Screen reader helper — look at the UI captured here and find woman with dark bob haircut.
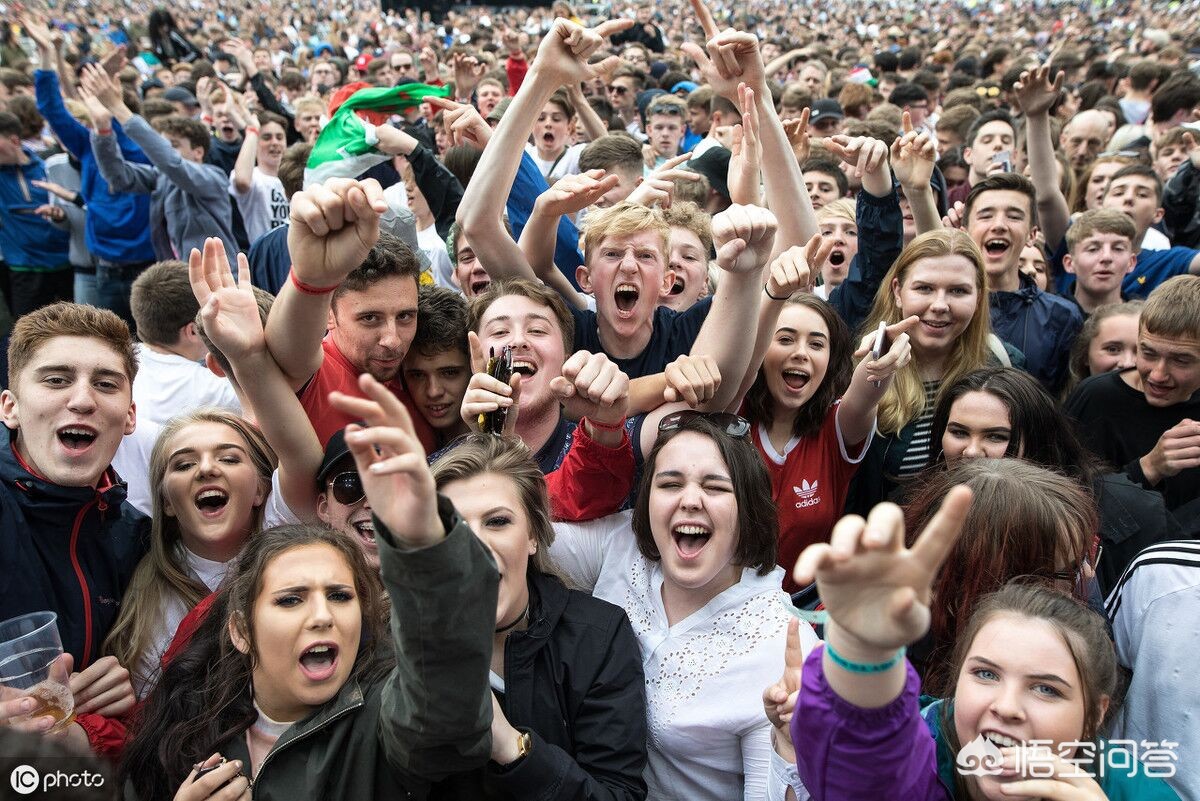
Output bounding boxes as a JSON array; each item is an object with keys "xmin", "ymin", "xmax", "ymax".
[
  {"xmin": 929, "ymin": 366, "xmax": 1180, "ymax": 594},
  {"xmin": 548, "ymin": 413, "xmax": 821, "ymax": 800}
]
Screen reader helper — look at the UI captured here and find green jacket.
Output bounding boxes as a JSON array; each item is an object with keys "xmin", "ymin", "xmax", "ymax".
[{"xmin": 128, "ymin": 496, "xmax": 499, "ymax": 800}]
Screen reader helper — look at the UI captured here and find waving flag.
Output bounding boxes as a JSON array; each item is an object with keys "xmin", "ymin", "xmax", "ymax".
[{"xmin": 304, "ymin": 82, "xmax": 451, "ymax": 187}]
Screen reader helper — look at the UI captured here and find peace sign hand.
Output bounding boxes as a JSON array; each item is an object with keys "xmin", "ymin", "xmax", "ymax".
[
  {"xmin": 679, "ymin": 0, "xmax": 765, "ymax": 100},
  {"xmin": 329, "ymin": 375, "xmax": 443, "ymax": 547},
  {"xmin": 793, "ymin": 487, "xmax": 973, "ymax": 651}
]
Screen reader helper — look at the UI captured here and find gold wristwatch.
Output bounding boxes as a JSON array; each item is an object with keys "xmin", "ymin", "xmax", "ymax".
[{"xmin": 514, "ymin": 730, "xmax": 532, "ymax": 761}]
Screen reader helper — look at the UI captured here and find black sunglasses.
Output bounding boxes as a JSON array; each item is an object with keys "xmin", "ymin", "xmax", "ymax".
[
  {"xmin": 327, "ymin": 471, "xmax": 365, "ymax": 506},
  {"xmin": 658, "ymin": 410, "xmax": 751, "ymax": 439}
]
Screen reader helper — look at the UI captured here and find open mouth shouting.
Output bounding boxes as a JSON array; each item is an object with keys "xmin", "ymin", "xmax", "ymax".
[
  {"xmin": 983, "ymin": 238, "xmax": 1011, "ymax": 260},
  {"xmin": 349, "ymin": 516, "xmax": 377, "ymax": 551},
  {"xmin": 468, "ymin": 269, "xmax": 491, "ymax": 296},
  {"xmin": 828, "ymin": 249, "xmax": 847, "ymax": 268},
  {"xmin": 511, "ymin": 359, "xmax": 537, "ymax": 379},
  {"xmin": 669, "ymin": 275, "xmax": 686, "ymax": 296},
  {"xmin": 57, "ymin": 425, "xmax": 98, "ymax": 455},
  {"xmin": 614, "ymin": 283, "xmax": 640, "ymax": 316},
  {"xmin": 781, "ymin": 369, "xmax": 811, "ymax": 393},
  {"xmin": 672, "ymin": 522, "xmax": 712, "ymax": 559},
  {"xmin": 194, "ymin": 486, "xmax": 231, "ymax": 519},
  {"xmin": 298, "ymin": 642, "xmax": 340, "ymax": 682}
]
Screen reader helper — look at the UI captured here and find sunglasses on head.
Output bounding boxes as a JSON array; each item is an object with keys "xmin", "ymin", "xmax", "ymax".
[
  {"xmin": 658, "ymin": 410, "xmax": 751, "ymax": 439},
  {"xmin": 327, "ymin": 471, "xmax": 365, "ymax": 506}
]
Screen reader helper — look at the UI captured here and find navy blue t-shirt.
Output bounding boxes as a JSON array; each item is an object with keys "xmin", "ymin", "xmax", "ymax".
[
  {"xmin": 248, "ymin": 223, "xmax": 290, "ymax": 296},
  {"xmin": 570, "ymin": 298, "xmax": 712, "ymax": 379}
]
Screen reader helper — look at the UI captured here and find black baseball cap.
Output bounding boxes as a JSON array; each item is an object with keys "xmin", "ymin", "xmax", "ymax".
[{"xmin": 686, "ymin": 146, "xmax": 731, "ymax": 204}]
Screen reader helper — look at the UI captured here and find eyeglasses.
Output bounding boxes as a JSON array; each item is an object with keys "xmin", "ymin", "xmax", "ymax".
[
  {"xmin": 658, "ymin": 410, "xmax": 751, "ymax": 439},
  {"xmin": 327, "ymin": 471, "xmax": 365, "ymax": 506},
  {"xmin": 975, "ymin": 85, "xmax": 1001, "ymax": 98}
]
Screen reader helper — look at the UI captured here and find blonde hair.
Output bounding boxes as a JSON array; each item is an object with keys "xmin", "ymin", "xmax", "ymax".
[
  {"xmin": 662, "ymin": 200, "xmax": 712, "ymax": 255},
  {"xmin": 1141, "ymin": 274, "xmax": 1200, "ymax": 343},
  {"xmin": 292, "ymin": 95, "xmax": 325, "ymax": 117},
  {"xmin": 103, "ymin": 410, "xmax": 276, "ymax": 689},
  {"xmin": 581, "ymin": 201, "xmax": 670, "ymax": 265},
  {"xmin": 816, "ymin": 197, "xmax": 855, "ymax": 225},
  {"xmin": 863, "ymin": 229, "xmax": 992, "ymax": 433}
]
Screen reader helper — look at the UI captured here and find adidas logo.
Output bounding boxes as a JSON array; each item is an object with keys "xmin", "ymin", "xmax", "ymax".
[{"xmin": 793, "ymin": 480, "xmax": 819, "ymax": 500}]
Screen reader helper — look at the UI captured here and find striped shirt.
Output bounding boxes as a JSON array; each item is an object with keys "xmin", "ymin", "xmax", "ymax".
[{"xmin": 896, "ymin": 380, "xmax": 940, "ymax": 477}]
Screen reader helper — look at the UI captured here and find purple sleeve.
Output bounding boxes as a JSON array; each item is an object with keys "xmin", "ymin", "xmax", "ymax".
[{"xmin": 791, "ymin": 646, "xmax": 947, "ymax": 801}]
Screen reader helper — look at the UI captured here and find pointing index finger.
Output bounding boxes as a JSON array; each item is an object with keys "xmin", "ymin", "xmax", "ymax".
[
  {"xmin": 688, "ymin": 0, "xmax": 720, "ymax": 40},
  {"xmin": 909, "ymin": 485, "xmax": 973, "ymax": 573}
]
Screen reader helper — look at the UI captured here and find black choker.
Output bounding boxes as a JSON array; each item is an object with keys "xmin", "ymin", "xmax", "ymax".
[{"xmin": 495, "ymin": 605, "xmax": 529, "ymax": 633}]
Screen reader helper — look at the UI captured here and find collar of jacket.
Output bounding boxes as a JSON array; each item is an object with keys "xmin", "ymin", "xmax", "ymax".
[
  {"xmin": 989, "ymin": 270, "xmax": 1040, "ymax": 306},
  {"xmin": 0, "ymin": 433, "xmax": 128, "ymax": 510},
  {"xmin": 510, "ymin": 570, "xmax": 569, "ymax": 648}
]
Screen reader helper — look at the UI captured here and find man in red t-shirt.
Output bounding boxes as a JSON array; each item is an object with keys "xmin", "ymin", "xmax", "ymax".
[{"xmin": 264, "ymin": 176, "xmax": 435, "ymax": 451}]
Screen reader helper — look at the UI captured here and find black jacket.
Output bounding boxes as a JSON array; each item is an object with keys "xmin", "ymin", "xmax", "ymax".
[
  {"xmin": 0, "ymin": 436, "xmax": 149, "ymax": 669},
  {"xmin": 1163, "ymin": 159, "xmax": 1200, "ymax": 250},
  {"xmin": 1093, "ymin": 471, "xmax": 1183, "ymax": 596},
  {"xmin": 431, "ymin": 570, "xmax": 648, "ymax": 801}
]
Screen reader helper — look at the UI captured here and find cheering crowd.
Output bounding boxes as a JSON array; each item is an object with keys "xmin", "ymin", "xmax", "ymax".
[{"xmin": 0, "ymin": 0, "xmax": 1199, "ymax": 798}]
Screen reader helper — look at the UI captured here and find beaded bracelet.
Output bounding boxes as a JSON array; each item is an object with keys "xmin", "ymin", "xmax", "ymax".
[{"xmin": 824, "ymin": 641, "xmax": 906, "ymax": 674}]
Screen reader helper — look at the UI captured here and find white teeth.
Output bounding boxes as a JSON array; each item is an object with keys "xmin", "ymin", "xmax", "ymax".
[
  {"xmin": 306, "ymin": 645, "xmax": 332, "ymax": 654},
  {"xmin": 197, "ymin": 489, "xmax": 227, "ymax": 500},
  {"xmin": 984, "ymin": 732, "xmax": 1020, "ymax": 748},
  {"xmin": 512, "ymin": 360, "xmax": 535, "ymax": 370},
  {"xmin": 616, "ymin": 283, "xmax": 638, "ymax": 293},
  {"xmin": 61, "ymin": 427, "xmax": 93, "ymax": 436},
  {"xmin": 674, "ymin": 524, "xmax": 710, "ymax": 536}
]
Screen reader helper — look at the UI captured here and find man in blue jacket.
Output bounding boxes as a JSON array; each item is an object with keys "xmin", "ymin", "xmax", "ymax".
[
  {"xmin": 27, "ymin": 14, "xmax": 156, "ymax": 327},
  {"xmin": 964, "ymin": 173, "xmax": 1083, "ymax": 393},
  {"xmin": 0, "ymin": 302, "xmax": 148, "ymax": 670},
  {"xmin": 0, "ymin": 113, "xmax": 71, "ymax": 315}
]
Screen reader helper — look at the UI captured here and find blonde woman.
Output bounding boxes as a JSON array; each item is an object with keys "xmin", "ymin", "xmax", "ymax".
[{"xmin": 844, "ymin": 229, "xmax": 1003, "ymax": 514}]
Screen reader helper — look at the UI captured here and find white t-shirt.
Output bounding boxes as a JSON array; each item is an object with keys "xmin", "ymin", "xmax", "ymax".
[
  {"xmin": 1142, "ymin": 227, "xmax": 1170, "ymax": 251},
  {"xmin": 112, "ymin": 416, "xmax": 162, "ymax": 517},
  {"xmin": 230, "ymin": 167, "xmax": 290, "ymax": 244},
  {"xmin": 1106, "ymin": 540, "xmax": 1200, "ymax": 801},
  {"xmin": 549, "ymin": 510, "xmax": 818, "ymax": 801},
  {"xmin": 132, "ymin": 344, "xmax": 242, "ymax": 428},
  {"xmin": 416, "ymin": 222, "xmax": 456, "ymax": 290},
  {"xmin": 524, "ymin": 142, "xmax": 585, "ymax": 182}
]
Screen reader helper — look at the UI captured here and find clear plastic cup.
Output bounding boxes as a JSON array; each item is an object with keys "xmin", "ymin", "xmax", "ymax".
[{"xmin": 0, "ymin": 612, "xmax": 75, "ymax": 733}]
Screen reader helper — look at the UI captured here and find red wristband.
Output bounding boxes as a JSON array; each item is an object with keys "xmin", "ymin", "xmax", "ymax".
[
  {"xmin": 244, "ymin": 126, "xmax": 259, "ymax": 136},
  {"xmin": 583, "ymin": 416, "xmax": 627, "ymax": 432},
  {"xmin": 96, "ymin": 127, "xmax": 112, "ymax": 136},
  {"xmin": 289, "ymin": 268, "xmax": 339, "ymax": 295}
]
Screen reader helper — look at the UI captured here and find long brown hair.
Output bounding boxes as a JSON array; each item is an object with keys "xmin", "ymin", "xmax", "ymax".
[
  {"xmin": 104, "ymin": 409, "xmax": 276, "ymax": 689},
  {"xmin": 863, "ymin": 229, "xmax": 992, "ymax": 434},
  {"xmin": 904, "ymin": 458, "xmax": 1096, "ymax": 692},
  {"xmin": 121, "ymin": 525, "xmax": 389, "ymax": 801},
  {"xmin": 743, "ymin": 294, "xmax": 853, "ymax": 439},
  {"xmin": 941, "ymin": 582, "xmax": 1118, "ymax": 798}
]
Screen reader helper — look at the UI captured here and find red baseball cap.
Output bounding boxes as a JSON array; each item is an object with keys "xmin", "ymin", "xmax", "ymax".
[{"xmin": 354, "ymin": 53, "xmax": 373, "ymax": 72}]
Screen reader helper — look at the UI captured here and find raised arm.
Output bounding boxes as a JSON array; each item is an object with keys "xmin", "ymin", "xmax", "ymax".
[
  {"xmin": 568, "ymin": 82, "xmax": 608, "ymax": 143},
  {"xmin": 456, "ymin": 21, "xmax": 629, "ymax": 290},
  {"xmin": 837, "ymin": 316, "xmax": 918, "ymax": 447},
  {"xmin": 518, "ymin": 170, "xmax": 615, "ymax": 308},
  {"xmin": 681, "ymin": 14, "xmax": 818, "ymax": 253},
  {"xmin": 190, "ymin": 238, "xmax": 323, "ymax": 520},
  {"xmin": 81, "ymin": 82, "xmax": 157, "ymax": 195},
  {"xmin": 689, "ymin": 203, "xmax": 778, "ymax": 411},
  {"xmin": 231, "ymin": 112, "xmax": 260, "ymax": 195},
  {"xmin": 1015, "ymin": 66, "xmax": 1070, "ymax": 252},
  {"xmin": 329, "ymin": 376, "xmax": 498, "ymax": 779},
  {"xmin": 891, "ymin": 114, "xmax": 940, "ymax": 235},
  {"xmin": 265, "ymin": 177, "xmax": 388, "ymax": 388}
]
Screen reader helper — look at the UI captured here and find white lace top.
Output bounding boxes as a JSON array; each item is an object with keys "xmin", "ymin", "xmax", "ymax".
[{"xmin": 550, "ymin": 511, "xmax": 818, "ymax": 801}]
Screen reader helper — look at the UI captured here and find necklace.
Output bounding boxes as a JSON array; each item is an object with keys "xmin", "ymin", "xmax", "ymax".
[{"xmin": 494, "ymin": 604, "xmax": 529, "ymax": 634}]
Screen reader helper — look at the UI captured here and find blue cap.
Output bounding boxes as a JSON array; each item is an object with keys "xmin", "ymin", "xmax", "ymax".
[{"xmin": 670, "ymin": 80, "xmax": 700, "ymax": 95}]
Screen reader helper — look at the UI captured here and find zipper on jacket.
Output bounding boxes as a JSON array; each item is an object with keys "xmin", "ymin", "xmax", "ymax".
[
  {"xmin": 68, "ymin": 499, "xmax": 97, "ymax": 670},
  {"xmin": 248, "ymin": 699, "xmax": 363, "ymax": 796}
]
